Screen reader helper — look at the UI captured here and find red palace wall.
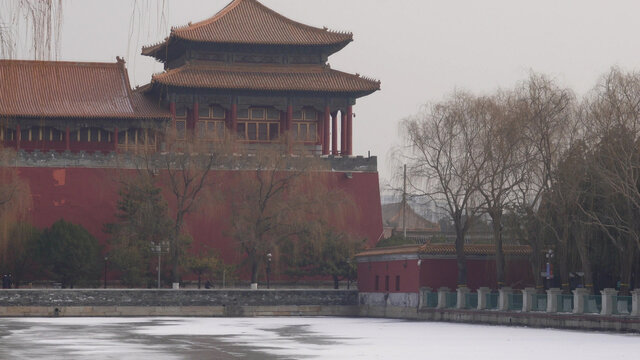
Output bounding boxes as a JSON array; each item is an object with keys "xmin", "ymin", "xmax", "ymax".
[
  {"xmin": 358, "ymin": 256, "xmax": 534, "ymax": 292},
  {"xmin": 17, "ymin": 166, "xmax": 383, "ymax": 280},
  {"xmin": 418, "ymin": 257, "xmax": 534, "ymax": 290},
  {"xmin": 357, "ymin": 259, "xmax": 421, "ymax": 293}
]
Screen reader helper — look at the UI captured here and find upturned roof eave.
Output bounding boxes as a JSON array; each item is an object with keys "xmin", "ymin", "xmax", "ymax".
[
  {"xmin": 149, "ymin": 80, "xmax": 379, "ymax": 98},
  {"xmin": 0, "ymin": 112, "xmax": 171, "ymax": 121},
  {"xmin": 141, "ymin": 36, "xmax": 353, "ymax": 62}
]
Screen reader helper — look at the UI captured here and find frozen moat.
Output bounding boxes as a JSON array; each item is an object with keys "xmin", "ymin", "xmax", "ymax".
[{"xmin": 0, "ymin": 317, "xmax": 638, "ymax": 359}]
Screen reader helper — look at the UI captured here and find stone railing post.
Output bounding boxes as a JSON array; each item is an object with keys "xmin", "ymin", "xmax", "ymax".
[
  {"xmin": 572, "ymin": 288, "xmax": 589, "ymax": 314},
  {"xmin": 600, "ymin": 288, "xmax": 618, "ymax": 315},
  {"xmin": 437, "ymin": 287, "xmax": 450, "ymax": 309},
  {"xmin": 498, "ymin": 287, "xmax": 512, "ymax": 311},
  {"xmin": 631, "ymin": 289, "xmax": 640, "ymax": 316},
  {"xmin": 457, "ymin": 287, "xmax": 471, "ymax": 309},
  {"xmin": 521, "ymin": 288, "xmax": 537, "ymax": 312},
  {"xmin": 476, "ymin": 287, "xmax": 490, "ymax": 310},
  {"xmin": 418, "ymin": 287, "xmax": 433, "ymax": 310},
  {"xmin": 546, "ymin": 288, "xmax": 562, "ymax": 313}
]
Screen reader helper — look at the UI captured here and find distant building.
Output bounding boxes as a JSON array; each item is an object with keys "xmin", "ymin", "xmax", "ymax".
[
  {"xmin": 381, "ymin": 203, "xmax": 440, "ymax": 243},
  {"xmin": 356, "ymin": 243, "xmax": 534, "ymax": 306}
]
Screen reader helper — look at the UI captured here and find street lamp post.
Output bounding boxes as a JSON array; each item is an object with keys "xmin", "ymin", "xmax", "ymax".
[
  {"xmin": 266, "ymin": 253, "xmax": 272, "ymax": 289},
  {"xmin": 346, "ymin": 258, "xmax": 351, "ymax": 290},
  {"xmin": 103, "ymin": 256, "xmax": 108, "ymax": 289},
  {"xmin": 545, "ymin": 249, "xmax": 554, "ymax": 289},
  {"xmin": 156, "ymin": 244, "xmax": 161, "ymax": 289},
  {"xmin": 152, "ymin": 242, "xmax": 167, "ymax": 289}
]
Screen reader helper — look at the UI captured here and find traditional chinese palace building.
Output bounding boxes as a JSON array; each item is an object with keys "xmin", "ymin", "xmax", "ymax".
[
  {"xmin": 1, "ymin": 0, "xmax": 380, "ymax": 156},
  {"xmin": 0, "ymin": 0, "xmax": 383, "ymax": 280}
]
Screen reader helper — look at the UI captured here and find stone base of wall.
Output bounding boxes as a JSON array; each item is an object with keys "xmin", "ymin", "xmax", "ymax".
[
  {"xmin": 0, "ymin": 289, "xmax": 359, "ymax": 317},
  {"xmin": 3, "ymin": 290, "xmax": 639, "ymax": 333},
  {"xmin": 357, "ymin": 305, "xmax": 640, "ymax": 333},
  {"xmin": 358, "ymin": 292, "xmax": 419, "ymax": 307},
  {"xmin": 0, "ymin": 305, "xmax": 359, "ymax": 317}
]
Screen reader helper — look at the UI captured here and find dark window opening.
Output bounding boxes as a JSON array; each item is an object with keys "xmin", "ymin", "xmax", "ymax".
[
  {"xmin": 395, "ymin": 275, "xmax": 400, "ymax": 291},
  {"xmin": 374, "ymin": 275, "xmax": 379, "ymax": 291}
]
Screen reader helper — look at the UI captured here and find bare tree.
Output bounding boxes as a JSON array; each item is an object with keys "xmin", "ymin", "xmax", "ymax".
[
  {"xmin": 578, "ymin": 68, "xmax": 640, "ymax": 294},
  {"xmin": 227, "ymin": 142, "xmax": 348, "ymax": 285},
  {"xmin": 470, "ymin": 93, "xmax": 529, "ymax": 287},
  {"xmin": 509, "ymin": 73, "xmax": 575, "ymax": 290},
  {"xmin": 401, "ymin": 92, "xmax": 485, "ymax": 287}
]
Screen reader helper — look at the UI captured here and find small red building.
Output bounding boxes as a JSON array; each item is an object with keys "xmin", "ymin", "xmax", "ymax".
[{"xmin": 356, "ymin": 244, "xmax": 534, "ymax": 306}]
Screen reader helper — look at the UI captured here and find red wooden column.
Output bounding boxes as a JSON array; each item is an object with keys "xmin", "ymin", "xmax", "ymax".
[
  {"xmin": 169, "ymin": 101, "xmax": 176, "ymax": 127},
  {"xmin": 113, "ymin": 127, "xmax": 118, "ymax": 153},
  {"xmin": 323, "ymin": 105, "xmax": 330, "ymax": 155},
  {"xmin": 169, "ymin": 100, "xmax": 177, "ymax": 147},
  {"xmin": 331, "ymin": 112, "xmax": 338, "ymax": 155},
  {"xmin": 231, "ymin": 102, "xmax": 238, "ymax": 135},
  {"xmin": 347, "ymin": 105, "xmax": 353, "ymax": 156},
  {"xmin": 340, "ymin": 112, "xmax": 346, "ymax": 155},
  {"xmin": 65, "ymin": 126, "xmax": 70, "ymax": 152},
  {"xmin": 193, "ymin": 100, "xmax": 199, "ymax": 141},
  {"xmin": 16, "ymin": 124, "xmax": 20, "ymax": 150},
  {"xmin": 286, "ymin": 104, "xmax": 293, "ymax": 153}
]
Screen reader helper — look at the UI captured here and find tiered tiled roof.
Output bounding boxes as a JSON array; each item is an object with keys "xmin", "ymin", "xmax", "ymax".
[
  {"xmin": 0, "ymin": 59, "xmax": 170, "ymax": 120},
  {"xmin": 151, "ymin": 62, "xmax": 380, "ymax": 95},
  {"xmin": 142, "ymin": 0, "xmax": 352, "ymax": 58},
  {"xmin": 382, "ymin": 203, "xmax": 440, "ymax": 232},
  {"xmin": 356, "ymin": 244, "xmax": 532, "ymax": 258}
]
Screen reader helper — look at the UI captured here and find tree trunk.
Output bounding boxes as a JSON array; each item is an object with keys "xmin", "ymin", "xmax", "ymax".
[
  {"xmin": 633, "ymin": 252, "xmax": 640, "ymax": 289},
  {"xmin": 197, "ymin": 273, "xmax": 201, "ymax": 289},
  {"xmin": 454, "ymin": 221, "xmax": 467, "ymax": 287},
  {"xmin": 619, "ymin": 239, "xmax": 636, "ymax": 295},
  {"xmin": 490, "ymin": 210, "xmax": 505, "ymax": 288},
  {"xmin": 333, "ymin": 275, "xmax": 339, "ymax": 289},
  {"xmin": 575, "ymin": 227, "xmax": 594, "ymax": 294},
  {"xmin": 558, "ymin": 220, "xmax": 571, "ymax": 293},
  {"xmin": 171, "ymin": 217, "xmax": 183, "ymax": 284},
  {"xmin": 250, "ymin": 259, "xmax": 259, "ymax": 284},
  {"xmin": 529, "ymin": 234, "xmax": 543, "ymax": 290}
]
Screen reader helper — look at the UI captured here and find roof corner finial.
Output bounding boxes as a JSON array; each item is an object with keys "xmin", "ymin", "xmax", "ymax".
[
  {"xmin": 323, "ymin": 26, "xmax": 328, "ymax": 31},
  {"xmin": 116, "ymin": 56, "xmax": 125, "ymax": 64},
  {"xmin": 356, "ymin": 73, "xmax": 360, "ymax": 77},
  {"xmin": 188, "ymin": 21, "xmax": 192, "ymax": 26}
]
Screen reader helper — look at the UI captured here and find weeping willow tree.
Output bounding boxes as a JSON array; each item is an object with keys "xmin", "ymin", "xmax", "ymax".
[
  {"xmin": 0, "ymin": 0, "xmax": 167, "ymax": 61},
  {"xmin": 0, "ymin": 0, "xmax": 63, "ymax": 60}
]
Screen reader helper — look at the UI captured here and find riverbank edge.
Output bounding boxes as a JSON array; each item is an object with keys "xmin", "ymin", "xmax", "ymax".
[{"xmin": 1, "ymin": 289, "xmax": 638, "ymax": 333}]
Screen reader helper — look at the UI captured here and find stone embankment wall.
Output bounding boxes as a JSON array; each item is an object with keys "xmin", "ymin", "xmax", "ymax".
[
  {"xmin": 0, "ymin": 289, "xmax": 359, "ymax": 317},
  {"xmin": 358, "ymin": 306, "xmax": 640, "ymax": 333},
  {"xmin": 3, "ymin": 289, "xmax": 639, "ymax": 333}
]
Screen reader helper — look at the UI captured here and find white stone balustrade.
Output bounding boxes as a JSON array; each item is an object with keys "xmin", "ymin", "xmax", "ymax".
[
  {"xmin": 418, "ymin": 287, "xmax": 433, "ymax": 310},
  {"xmin": 600, "ymin": 288, "xmax": 618, "ymax": 315},
  {"xmin": 631, "ymin": 289, "xmax": 640, "ymax": 316},
  {"xmin": 546, "ymin": 288, "xmax": 562, "ymax": 313},
  {"xmin": 457, "ymin": 286, "xmax": 471, "ymax": 309},
  {"xmin": 436, "ymin": 287, "xmax": 450, "ymax": 309},
  {"xmin": 572, "ymin": 288, "xmax": 590, "ymax": 314},
  {"xmin": 418, "ymin": 286, "xmax": 640, "ymax": 317},
  {"xmin": 498, "ymin": 287, "xmax": 512, "ymax": 311},
  {"xmin": 521, "ymin": 288, "xmax": 538, "ymax": 312},
  {"xmin": 476, "ymin": 287, "xmax": 491, "ymax": 310}
]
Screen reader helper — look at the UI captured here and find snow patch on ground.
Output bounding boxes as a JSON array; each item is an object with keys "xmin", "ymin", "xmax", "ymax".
[{"xmin": 1, "ymin": 317, "xmax": 638, "ymax": 359}]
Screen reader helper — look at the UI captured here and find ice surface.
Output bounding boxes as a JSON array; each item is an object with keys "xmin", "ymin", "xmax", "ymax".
[{"xmin": 0, "ymin": 317, "xmax": 638, "ymax": 359}]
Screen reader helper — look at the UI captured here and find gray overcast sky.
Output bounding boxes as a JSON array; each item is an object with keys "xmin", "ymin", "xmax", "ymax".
[{"xmin": 51, "ymin": 0, "xmax": 640, "ymax": 184}]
